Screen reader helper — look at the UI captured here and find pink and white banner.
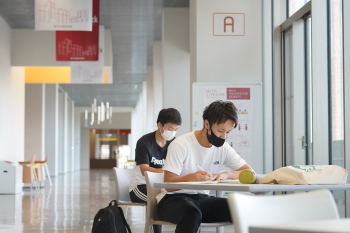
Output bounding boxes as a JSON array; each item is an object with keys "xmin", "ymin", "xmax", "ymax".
[
  {"xmin": 35, "ymin": 0, "xmax": 93, "ymax": 31},
  {"xmin": 70, "ymin": 26, "xmax": 105, "ymax": 83}
]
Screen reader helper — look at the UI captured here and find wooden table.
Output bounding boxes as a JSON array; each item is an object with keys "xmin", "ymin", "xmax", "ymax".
[{"xmin": 249, "ymin": 218, "xmax": 350, "ymax": 233}]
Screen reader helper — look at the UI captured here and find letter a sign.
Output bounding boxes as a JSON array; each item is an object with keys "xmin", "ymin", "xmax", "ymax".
[{"xmin": 213, "ymin": 13, "xmax": 245, "ymax": 36}]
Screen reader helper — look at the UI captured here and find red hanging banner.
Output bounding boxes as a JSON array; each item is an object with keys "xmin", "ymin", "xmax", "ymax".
[{"xmin": 56, "ymin": 0, "xmax": 99, "ymax": 61}]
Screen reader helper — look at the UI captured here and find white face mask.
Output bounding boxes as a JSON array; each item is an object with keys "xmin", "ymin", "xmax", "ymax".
[{"xmin": 160, "ymin": 127, "xmax": 176, "ymax": 141}]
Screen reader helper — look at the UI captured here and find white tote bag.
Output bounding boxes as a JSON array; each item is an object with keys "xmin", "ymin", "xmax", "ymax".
[{"xmin": 259, "ymin": 165, "xmax": 348, "ymax": 185}]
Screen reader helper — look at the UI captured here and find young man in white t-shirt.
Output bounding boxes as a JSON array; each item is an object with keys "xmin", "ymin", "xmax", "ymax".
[{"xmin": 156, "ymin": 100, "xmax": 255, "ymax": 233}]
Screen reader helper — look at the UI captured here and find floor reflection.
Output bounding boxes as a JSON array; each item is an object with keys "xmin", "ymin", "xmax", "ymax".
[{"xmin": 0, "ymin": 169, "xmax": 235, "ymax": 233}]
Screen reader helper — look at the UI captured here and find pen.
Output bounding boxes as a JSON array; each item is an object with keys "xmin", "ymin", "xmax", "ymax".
[
  {"xmin": 196, "ymin": 164, "xmax": 205, "ymax": 171},
  {"xmin": 196, "ymin": 164, "xmax": 214, "ymax": 180}
]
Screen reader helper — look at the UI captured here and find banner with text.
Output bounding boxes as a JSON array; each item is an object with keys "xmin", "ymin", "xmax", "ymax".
[
  {"xmin": 56, "ymin": 0, "xmax": 99, "ymax": 61},
  {"xmin": 70, "ymin": 26, "xmax": 105, "ymax": 83},
  {"xmin": 204, "ymin": 87, "xmax": 252, "ymax": 153},
  {"xmin": 35, "ymin": 0, "xmax": 93, "ymax": 31}
]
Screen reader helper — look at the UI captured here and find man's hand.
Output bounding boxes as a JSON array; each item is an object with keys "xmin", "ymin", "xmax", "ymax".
[
  {"xmin": 212, "ymin": 172, "xmax": 229, "ymax": 181},
  {"xmin": 191, "ymin": 170, "xmax": 213, "ymax": 181}
]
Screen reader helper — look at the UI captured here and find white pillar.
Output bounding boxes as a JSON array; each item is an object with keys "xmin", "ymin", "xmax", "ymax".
[
  {"xmin": 162, "ymin": 8, "xmax": 191, "ymax": 136},
  {"xmin": 190, "ymin": 0, "xmax": 261, "ymax": 83},
  {"xmin": 147, "ymin": 67, "xmax": 155, "ymax": 132},
  {"xmin": 45, "ymin": 84, "xmax": 59, "ymax": 176},
  {"xmin": 311, "ymin": 0, "xmax": 330, "ymax": 165},
  {"xmin": 63, "ymin": 92, "xmax": 68, "ymax": 173},
  {"xmin": 153, "ymin": 41, "xmax": 163, "ymax": 121},
  {"xmin": 66, "ymin": 98, "xmax": 72, "ymax": 172},
  {"xmin": 25, "ymin": 84, "xmax": 45, "ymax": 161},
  {"xmin": 58, "ymin": 90, "xmax": 65, "ymax": 174},
  {"xmin": 74, "ymin": 107, "xmax": 81, "ymax": 171},
  {"xmin": 0, "ymin": 23, "xmax": 25, "ymax": 163},
  {"xmin": 71, "ymin": 101, "xmax": 75, "ymax": 171},
  {"xmin": 80, "ymin": 128, "xmax": 90, "ymax": 170}
]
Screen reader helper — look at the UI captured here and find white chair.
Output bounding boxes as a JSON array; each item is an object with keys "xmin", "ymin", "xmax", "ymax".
[
  {"xmin": 144, "ymin": 171, "xmax": 231, "ymax": 233},
  {"xmin": 227, "ymin": 189, "xmax": 340, "ymax": 233},
  {"xmin": 113, "ymin": 167, "xmax": 147, "ymax": 207}
]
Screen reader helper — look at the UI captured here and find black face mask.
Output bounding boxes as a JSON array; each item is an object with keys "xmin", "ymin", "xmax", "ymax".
[{"xmin": 206, "ymin": 127, "xmax": 226, "ymax": 147}]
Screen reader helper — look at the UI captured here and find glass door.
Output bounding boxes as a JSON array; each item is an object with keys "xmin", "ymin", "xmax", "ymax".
[{"xmin": 282, "ymin": 15, "xmax": 312, "ymax": 166}]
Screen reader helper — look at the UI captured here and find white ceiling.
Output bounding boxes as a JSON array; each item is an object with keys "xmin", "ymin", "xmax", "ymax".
[{"xmin": 0, "ymin": 0, "xmax": 189, "ymax": 107}]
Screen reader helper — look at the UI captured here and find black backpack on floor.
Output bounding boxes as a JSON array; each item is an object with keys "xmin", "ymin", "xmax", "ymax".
[{"xmin": 92, "ymin": 200, "xmax": 132, "ymax": 233}]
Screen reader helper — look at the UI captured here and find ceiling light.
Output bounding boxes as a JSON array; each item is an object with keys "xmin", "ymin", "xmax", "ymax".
[{"xmin": 134, "ymin": 85, "xmax": 137, "ymax": 89}]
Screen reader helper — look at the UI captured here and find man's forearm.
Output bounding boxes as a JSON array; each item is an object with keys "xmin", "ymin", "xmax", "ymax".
[{"xmin": 164, "ymin": 172, "xmax": 193, "ymax": 182}]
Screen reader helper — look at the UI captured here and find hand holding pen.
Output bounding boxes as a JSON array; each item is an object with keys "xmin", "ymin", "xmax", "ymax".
[{"xmin": 194, "ymin": 164, "xmax": 213, "ymax": 181}]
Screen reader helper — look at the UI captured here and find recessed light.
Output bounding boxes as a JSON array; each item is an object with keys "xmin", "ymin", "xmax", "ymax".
[{"xmin": 134, "ymin": 85, "xmax": 137, "ymax": 89}]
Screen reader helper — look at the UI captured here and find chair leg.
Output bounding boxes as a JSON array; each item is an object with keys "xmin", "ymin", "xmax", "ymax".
[
  {"xmin": 45, "ymin": 165, "xmax": 52, "ymax": 186},
  {"xmin": 33, "ymin": 169, "xmax": 39, "ymax": 189},
  {"xmin": 144, "ymin": 220, "xmax": 151, "ymax": 233}
]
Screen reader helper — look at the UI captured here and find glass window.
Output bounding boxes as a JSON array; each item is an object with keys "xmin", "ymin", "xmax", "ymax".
[{"xmin": 289, "ymin": 0, "xmax": 310, "ymax": 17}]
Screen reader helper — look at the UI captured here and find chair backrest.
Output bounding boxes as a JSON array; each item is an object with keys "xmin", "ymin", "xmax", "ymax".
[
  {"xmin": 113, "ymin": 167, "xmax": 134, "ymax": 202},
  {"xmin": 29, "ymin": 154, "xmax": 36, "ymax": 164},
  {"xmin": 145, "ymin": 171, "xmax": 163, "ymax": 220},
  {"xmin": 227, "ymin": 189, "xmax": 340, "ymax": 233},
  {"xmin": 44, "ymin": 155, "xmax": 49, "ymax": 163}
]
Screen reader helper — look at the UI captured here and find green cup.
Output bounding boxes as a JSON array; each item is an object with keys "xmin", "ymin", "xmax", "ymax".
[{"xmin": 239, "ymin": 170, "xmax": 257, "ymax": 184}]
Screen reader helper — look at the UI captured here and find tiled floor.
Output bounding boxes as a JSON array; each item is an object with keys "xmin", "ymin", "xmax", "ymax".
[{"xmin": 0, "ymin": 170, "xmax": 235, "ymax": 233}]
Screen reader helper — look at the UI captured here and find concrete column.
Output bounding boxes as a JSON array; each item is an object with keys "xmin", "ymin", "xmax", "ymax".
[
  {"xmin": 153, "ymin": 41, "xmax": 163, "ymax": 121},
  {"xmin": 162, "ymin": 8, "xmax": 191, "ymax": 136},
  {"xmin": 45, "ymin": 84, "xmax": 59, "ymax": 176},
  {"xmin": 25, "ymin": 84, "xmax": 45, "ymax": 161}
]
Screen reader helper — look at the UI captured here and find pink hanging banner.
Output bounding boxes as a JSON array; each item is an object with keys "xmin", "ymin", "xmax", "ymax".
[{"xmin": 56, "ymin": 0, "xmax": 99, "ymax": 61}]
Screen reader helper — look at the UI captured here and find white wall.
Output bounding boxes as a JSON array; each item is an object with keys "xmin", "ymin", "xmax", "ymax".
[
  {"xmin": 25, "ymin": 84, "xmax": 45, "ymax": 161},
  {"xmin": 153, "ymin": 41, "xmax": 163, "ymax": 120},
  {"xmin": 0, "ymin": 15, "xmax": 25, "ymax": 163},
  {"xmin": 191, "ymin": 0, "xmax": 262, "ymax": 84},
  {"xmin": 162, "ymin": 8, "xmax": 191, "ymax": 136}
]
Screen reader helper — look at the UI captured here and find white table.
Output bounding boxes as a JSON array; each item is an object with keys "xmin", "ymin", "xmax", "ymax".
[
  {"xmin": 249, "ymin": 218, "xmax": 350, "ymax": 233},
  {"xmin": 155, "ymin": 182, "xmax": 350, "ymax": 195},
  {"xmin": 154, "ymin": 182, "xmax": 350, "ymax": 233}
]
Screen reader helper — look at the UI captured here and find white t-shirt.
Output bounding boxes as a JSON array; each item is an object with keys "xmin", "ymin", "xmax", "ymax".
[{"xmin": 156, "ymin": 131, "xmax": 247, "ymax": 203}]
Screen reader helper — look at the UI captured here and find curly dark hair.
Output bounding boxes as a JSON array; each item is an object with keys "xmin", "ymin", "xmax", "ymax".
[{"xmin": 202, "ymin": 100, "xmax": 238, "ymax": 128}]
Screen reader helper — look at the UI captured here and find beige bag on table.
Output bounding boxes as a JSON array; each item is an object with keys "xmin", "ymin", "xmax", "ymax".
[{"xmin": 259, "ymin": 165, "xmax": 348, "ymax": 185}]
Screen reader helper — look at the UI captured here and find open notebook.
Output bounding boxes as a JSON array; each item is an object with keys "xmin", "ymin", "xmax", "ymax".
[{"xmin": 166, "ymin": 179, "xmax": 240, "ymax": 185}]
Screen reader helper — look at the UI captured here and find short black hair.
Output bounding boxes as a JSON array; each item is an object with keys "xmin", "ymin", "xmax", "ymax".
[
  {"xmin": 157, "ymin": 108, "xmax": 182, "ymax": 126},
  {"xmin": 202, "ymin": 100, "xmax": 238, "ymax": 128}
]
